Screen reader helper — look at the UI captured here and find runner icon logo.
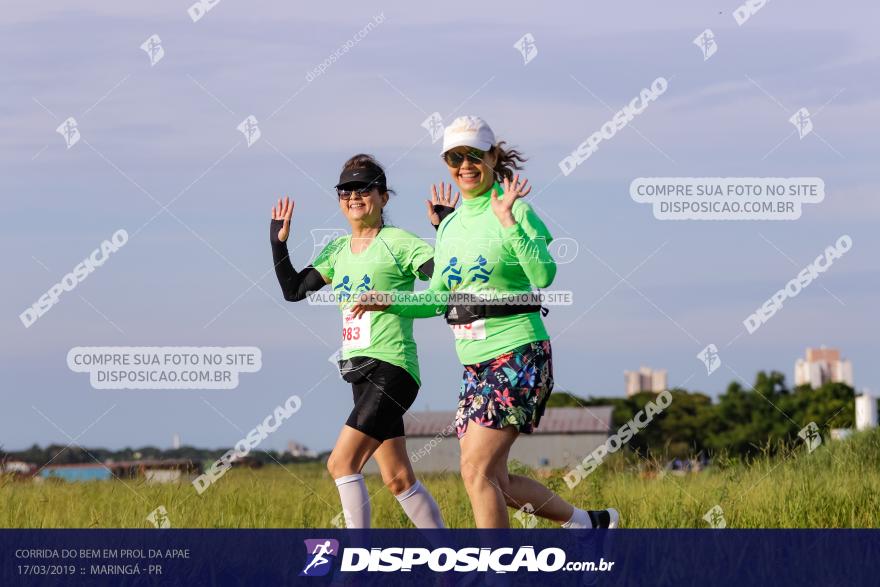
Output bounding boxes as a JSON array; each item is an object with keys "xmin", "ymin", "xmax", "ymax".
[
  {"xmin": 789, "ymin": 108, "xmax": 813, "ymax": 139},
  {"xmin": 466, "ymin": 255, "xmax": 494, "ymax": 283},
  {"xmin": 703, "ymin": 505, "xmax": 727, "ymax": 529},
  {"xmin": 300, "ymin": 539, "xmax": 340, "ymax": 577},
  {"xmin": 310, "ymin": 228, "xmax": 347, "ymax": 260},
  {"xmin": 514, "ymin": 503, "xmax": 538, "ymax": 528},
  {"xmin": 442, "ymin": 257, "xmax": 463, "ymax": 289},
  {"xmin": 145, "ymin": 506, "xmax": 171, "ymax": 529},
  {"xmin": 56, "ymin": 117, "xmax": 80, "ymax": 149},
  {"xmin": 693, "ymin": 29, "xmax": 717, "ymax": 61},
  {"xmin": 237, "ymin": 115, "xmax": 261, "ymax": 147},
  {"xmin": 421, "ymin": 112, "xmax": 445, "ymax": 143},
  {"xmin": 799, "ymin": 422, "xmax": 822, "ymax": 453},
  {"xmin": 696, "ymin": 344, "xmax": 721, "ymax": 375},
  {"xmin": 140, "ymin": 34, "xmax": 165, "ymax": 66},
  {"xmin": 334, "ymin": 276, "xmax": 353, "ymax": 301},
  {"xmin": 513, "ymin": 33, "xmax": 538, "ymax": 65},
  {"xmin": 443, "ymin": 255, "xmax": 494, "ymax": 288},
  {"xmin": 355, "ymin": 274, "xmax": 373, "ymax": 293}
]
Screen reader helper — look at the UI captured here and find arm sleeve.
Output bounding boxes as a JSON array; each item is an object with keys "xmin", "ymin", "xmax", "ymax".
[
  {"xmin": 386, "ymin": 248, "xmax": 448, "ymax": 318},
  {"xmin": 386, "ymin": 232, "xmax": 445, "ymax": 317},
  {"xmin": 270, "ymin": 220, "xmax": 329, "ymax": 301},
  {"xmin": 405, "ymin": 233, "xmax": 436, "ymax": 281},
  {"xmin": 417, "ymin": 259, "xmax": 435, "ymax": 278},
  {"xmin": 431, "ymin": 204, "xmax": 456, "ymax": 231},
  {"xmin": 502, "ymin": 201, "xmax": 557, "ymax": 288},
  {"xmin": 387, "ymin": 281, "xmax": 447, "ymax": 318}
]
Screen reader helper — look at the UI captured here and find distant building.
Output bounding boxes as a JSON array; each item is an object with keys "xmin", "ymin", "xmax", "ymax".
[
  {"xmin": 2, "ymin": 461, "xmax": 36, "ymax": 478},
  {"xmin": 131, "ymin": 459, "xmax": 202, "ymax": 483},
  {"xmin": 624, "ymin": 366, "xmax": 667, "ymax": 397},
  {"xmin": 287, "ymin": 441, "xmax": 317, "ymax": 459},
  {"xmin": 39, "ymin": 464, "xmax": 112, "ymax": 482},
  {"xmin": 364, "ymin": 407, "xmax": 613, "ymax": 474},
  {"xmin": 794, "ymin": 347, "xmax": 853, "ymax": 388},
  {"xmin": 856, "ymin": 392, "xmax": 877, "ymax": 431},
  {"xmin": 172, "ymin": 433, "xmax": 181, "ymax": 450},
  {"xmin": 37, "ymin": 460, "xmax": 200, "ymax": 483}
]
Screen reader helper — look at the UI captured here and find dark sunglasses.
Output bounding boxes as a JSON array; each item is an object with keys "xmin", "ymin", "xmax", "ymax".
[
  {"xmin": 336, "ymin": 186, "xmax": 377, "ymax": 200},
  {"xmin": 442, "ymin": 148, "xmax": 486, "ymax": 168}
]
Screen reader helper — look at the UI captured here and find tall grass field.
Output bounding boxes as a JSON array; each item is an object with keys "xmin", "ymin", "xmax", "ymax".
[{"xmin": 3, "ymin": 430, "xmax": 879, "ymax": 528}]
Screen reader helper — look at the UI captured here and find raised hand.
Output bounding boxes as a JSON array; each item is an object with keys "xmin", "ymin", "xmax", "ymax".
[
  {"xmin": 425, "ymin": 182, "xmax": 461, "ymax": 226},
  {"xmin": 271, "ymin": 196, "xmax": 294, "ymax": 243},
  {"xmin": 491, "ymin": 175, "xmax": 531, "ymax": 228}
]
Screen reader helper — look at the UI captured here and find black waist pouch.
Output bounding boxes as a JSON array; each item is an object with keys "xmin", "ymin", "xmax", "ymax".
[
  {"xmin": 444, "ymin": 292, "xmax": 546, "ymax": 326},
  {"xmin": 338, "ymin": 356, "xmax": 379, "ymax": 384}
]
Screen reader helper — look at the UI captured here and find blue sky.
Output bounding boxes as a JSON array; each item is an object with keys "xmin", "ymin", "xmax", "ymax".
[{"xmin": 2, "ymin": 1, "xmax": 878, "ymax": 453}]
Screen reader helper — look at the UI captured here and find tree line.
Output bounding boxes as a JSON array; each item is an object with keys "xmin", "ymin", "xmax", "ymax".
[
  {"xmin": 3, "ymin": 370, "xmax": 864, "ymax": 466},
  {"xmin": 0, "ymin": 444, "xmax": 326, "ymax": 468},
  {"xmin": 547, "ymin": 370, "xmax": 859, "ymax": 459}
]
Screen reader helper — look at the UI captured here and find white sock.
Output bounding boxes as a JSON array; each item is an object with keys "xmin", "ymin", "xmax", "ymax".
[
  {"xmin": 334, "ymin": 474, "xmax": 371, "ymax": 528},
  {"xmin": 561, "ymin": 507, "xmax": 593, "ymax": 529},
  {"xmin": 395, "ymin": 480, "xmax": 446, "ymax": 528}
]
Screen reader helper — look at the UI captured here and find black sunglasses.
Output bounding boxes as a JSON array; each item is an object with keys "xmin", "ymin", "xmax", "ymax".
[
  {"xmin": 336, "ymin": 186, "xmax": 377, "ymax": 200},
  {"xmin": 442, "ymin": 148, "xmax": 486, "ymax": 168}
]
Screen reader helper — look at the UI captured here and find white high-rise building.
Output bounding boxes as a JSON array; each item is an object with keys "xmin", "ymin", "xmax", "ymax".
[
  {"xmin": 856, "ymin": 392, "xmax": 877, "ymax": 431},
  {"xmin": 624, "ymin": 366, "xmax": 667, "ymax": 397},
  {"xmin": 794, "ymin": 347, "xmax": 853, "ymax": 388}
]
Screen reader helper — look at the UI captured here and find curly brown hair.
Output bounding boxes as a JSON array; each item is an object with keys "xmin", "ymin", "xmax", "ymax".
[{"xmin": 489, "ymin": 140, "xmax": 527, "ymax": 181}]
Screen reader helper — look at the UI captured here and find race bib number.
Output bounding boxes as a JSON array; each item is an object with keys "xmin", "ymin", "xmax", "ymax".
[
  {"xmin": 342, "ymin": 309, "xmax": 371, "ymax": 350},
  {"xmin": 450, "ymin": 320, "xmax": 487, "ymax": 340}
]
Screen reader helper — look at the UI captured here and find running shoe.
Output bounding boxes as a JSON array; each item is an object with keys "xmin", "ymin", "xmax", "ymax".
[{"xmin": 587, "ymin": 508, "xmax": 620, "ymax": 529}]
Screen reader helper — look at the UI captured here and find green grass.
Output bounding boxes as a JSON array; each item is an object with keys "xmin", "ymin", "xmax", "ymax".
[{"xmin": 3, "ymin": 430, "xmax": 879, "ymax": 528}]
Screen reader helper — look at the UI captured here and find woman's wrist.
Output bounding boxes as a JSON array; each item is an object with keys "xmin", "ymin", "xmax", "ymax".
[
  {"xmin": 269, "ymin": 218, "xmax": 288, "ymax": 245},
  {"xmin": 497, "ymin": 213, "xmax": 517, "ymax": 228}
]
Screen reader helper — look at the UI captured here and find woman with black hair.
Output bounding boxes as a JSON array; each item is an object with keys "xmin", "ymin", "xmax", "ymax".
[{"xmin": 269, "ymin": 154, "xmax": 456, "ymax": 528}]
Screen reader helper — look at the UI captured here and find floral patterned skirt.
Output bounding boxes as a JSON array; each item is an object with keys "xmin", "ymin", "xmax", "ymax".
[{"xmin": 455, "ymin": 340, "xmax": 554, "ymax": 439}]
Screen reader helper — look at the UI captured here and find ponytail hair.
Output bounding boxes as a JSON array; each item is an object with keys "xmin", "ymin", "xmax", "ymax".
[{"xmin": 489, "ymin": 141, "xmax": 527, "ymax": 181}]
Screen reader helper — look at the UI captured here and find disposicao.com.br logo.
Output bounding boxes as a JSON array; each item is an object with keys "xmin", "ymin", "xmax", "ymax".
[
  {"xmin": 300, "ymin": 541, "xmax": 613, "ymax": 574},
  {"xmin": 300, "ymin": 539, "xmax": 339, "ymax": 577}
]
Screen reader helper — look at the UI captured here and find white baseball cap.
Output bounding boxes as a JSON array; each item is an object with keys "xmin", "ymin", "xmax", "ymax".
[{"xmin": 441, "ymin": 115, "xmax": 496, "ymax": 154}]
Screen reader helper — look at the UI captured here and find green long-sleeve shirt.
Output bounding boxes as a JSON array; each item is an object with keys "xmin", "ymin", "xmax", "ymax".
[
  {"xmin": 388, "ymin": 181, "xmax": 556, "ymax": 365},
  {"xmin": 312, "ymin": 226, "xmax": 434, "ymax": 386}
]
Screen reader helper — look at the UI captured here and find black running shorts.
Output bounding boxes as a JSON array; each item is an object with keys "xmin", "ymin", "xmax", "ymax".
[{"xmin": 340, "ymin": 357, "xmax": 419, "ymax": 442}]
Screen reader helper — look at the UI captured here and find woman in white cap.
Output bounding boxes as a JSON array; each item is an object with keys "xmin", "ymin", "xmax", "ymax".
[
  {"xmin": 352, "ymin": 117, "xmax": 619, "ymax": 529},
  {"xmin": 270, "ymin": 154, "xmax": 456, "ymax": 529}
]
